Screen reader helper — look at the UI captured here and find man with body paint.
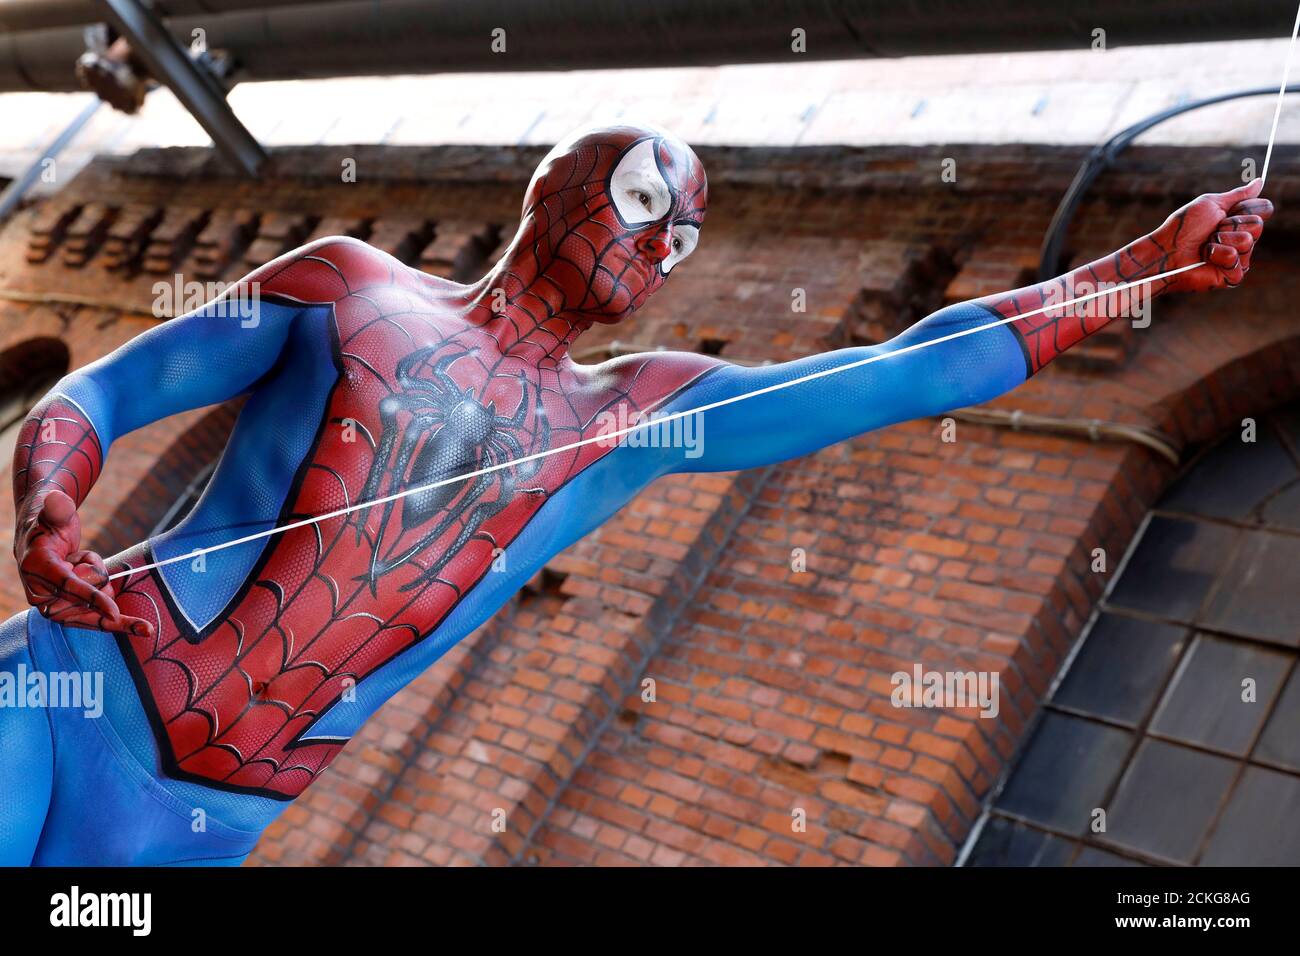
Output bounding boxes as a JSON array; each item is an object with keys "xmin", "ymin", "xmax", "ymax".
[{"xmin": 0, "ymin": 124, "xmax": 1272, "ymax": 864}]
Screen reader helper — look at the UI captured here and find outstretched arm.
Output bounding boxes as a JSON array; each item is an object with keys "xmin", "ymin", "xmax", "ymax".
[
  {"xmin": 12, "ymin": 273, "xmax": 305, "ymax": 637},
  {"xmin": 669, "ymin": 181, "xmax": 1271, "ymax": 473}
]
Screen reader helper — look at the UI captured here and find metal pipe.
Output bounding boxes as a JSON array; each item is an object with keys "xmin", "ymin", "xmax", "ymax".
[
  {"xmin": 154, "ymin": 0, "xmax": 1300, "ymax": 79},
  {"xmin": 0, "ymin": 0, "xmax": 1297, "ymax": 93},
  {"xmin": 948, "ymin": 406, "xmax": 1181, "ymax": 465}
]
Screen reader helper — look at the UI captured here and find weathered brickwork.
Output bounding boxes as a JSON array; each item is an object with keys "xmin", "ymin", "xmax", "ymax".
[{"xmin": 0, "ymin": 142, "xmax": 1296, "ymax": 866}]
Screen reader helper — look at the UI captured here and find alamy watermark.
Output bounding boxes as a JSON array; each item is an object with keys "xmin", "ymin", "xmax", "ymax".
[
  {"xmin": 594, "ymin": 406, "xmax": 704, "ymax": 458},
  {"xmin": 1040, "ymin": 272, "xmax": 1153, "ymax": 329},
  {"xmin": 891, "ymin": 663, "xmax": 999, "ymax": 719},
  {"xmin": 0, "ymin": 665, "xmax": 104, "ymax": 718},
  {"xmin": 50, "ymin": 886, "xmax": 151, "ymax": 936},
  {"xmin": 152, "ymin": 274, "xmax": 261, "ymax": 327}
]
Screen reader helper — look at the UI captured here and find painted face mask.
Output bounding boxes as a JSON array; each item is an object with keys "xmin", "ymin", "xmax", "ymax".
[{"xmin": 510, "ymin": 123, "xmax": 708, "ymax": 322}]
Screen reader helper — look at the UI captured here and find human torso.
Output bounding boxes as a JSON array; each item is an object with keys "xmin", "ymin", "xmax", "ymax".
[{"xmin": 106, "ymin": 239, "xmax": 718, "ymax": 799}]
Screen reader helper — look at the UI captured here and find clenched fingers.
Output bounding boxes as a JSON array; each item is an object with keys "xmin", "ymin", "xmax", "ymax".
[{"xmin": 1227, "ymin": 197, "xmax": 1273, "ymax": 222}]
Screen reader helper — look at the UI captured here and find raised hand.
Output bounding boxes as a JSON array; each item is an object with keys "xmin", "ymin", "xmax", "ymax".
[
  {"xmin": 1152, "ymin": 179, "xmax": 1274, "ymax": 294},
  {"xmin": 14, "ymin": 489, "xmax": 153, "ymax": 637}
]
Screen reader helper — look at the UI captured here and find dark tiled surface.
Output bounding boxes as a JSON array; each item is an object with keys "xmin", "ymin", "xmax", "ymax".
[
  {"xmin": 965, "ymin": 816, "xmax": 1077, "ymax": 867},
  {"xmin": 1200, "ymin": 767, "xmax": 1300, "ymax": 866},
  {"xmin": 1160, "ymin": 427, "xmax": 1298, "ymax": 521},
  {"xmin": 1149, "ymin": 634, "xmax": 1290, "ymax": 755},
  {"xmin": 1073, "ymin": 845, "xmax": 1144, "ymax": 867},
  {"xmin": 994, "ymin": 712, "xmax": 1131, "ymax": 834},
  {"xmin": 1200, "ymin": 530, "xmax": 1300, "ymax": 647},
  {"xmin": 1054, "ymin": 613, "xmax": 1185, "ymax": 726},
  {"xmin": 968, "ymin": 409, "xmax": 1300, "ymax": 868},
  {"xmin": 1261, "ymin": 480, "xmax": 1300, "ymax": 531},
  {"xmin": 1103, "ymin": 739, "xmax": 1237, "ymax": 864},
  {"xmin": 1106, "ymin": 516, "xmax": 1237, "ymax": 622},
  {"xmin": 1255, "ymin": 669, "xmax": 1300, "ymax": 773}
]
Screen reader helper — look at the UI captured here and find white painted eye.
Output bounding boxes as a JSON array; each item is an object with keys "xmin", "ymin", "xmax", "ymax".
[
  {"xmin": 610, "ymin": 138, "xmax": 671, "ymax": 225},
  {"xmin": 661, "ymin": 224, "xmax": 699, "ymax": 274}
]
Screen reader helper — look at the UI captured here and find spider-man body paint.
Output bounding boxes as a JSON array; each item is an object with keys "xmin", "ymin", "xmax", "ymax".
[
  {"xmin": 0, "ymin": 123, "xmax": 1270, "ymax": 864},
  {"xmin": 108, "ymin": 238, "xmax": 718, "ymax": 799}
]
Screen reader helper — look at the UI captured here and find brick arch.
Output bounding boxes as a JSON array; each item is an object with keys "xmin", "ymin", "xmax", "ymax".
[
  {"xmin": 1149, "ymin": 333, "xmax": 1300, "ymax": 456},
  {"xmin": 948, "ymin": 326, "xmax": 1300, "ymax": 864},
  {"xmin": 0, "ymin": 336, "xmax": 70, "ymax": 396},
  {"xmin": 95, "ymin": 399, "xmax": 242, "ymax": 557},
  {"xmin": 1028, "ymin": 326, "xmax": 1300, "ymax": 708},
  {"xmin": 964, "ymin": 392, "xmax": 1300, "ymax": 867}
]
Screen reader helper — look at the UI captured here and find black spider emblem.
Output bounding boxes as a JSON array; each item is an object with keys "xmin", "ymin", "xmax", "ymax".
[{"xmin": 355, "ymin": 345, "xmax": 548, "ymax": 592}]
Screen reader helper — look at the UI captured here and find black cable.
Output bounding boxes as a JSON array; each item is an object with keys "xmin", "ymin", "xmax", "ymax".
[{"xmin": 1037, "ymin": 84, "xmax": 1300, "ymax": 281}]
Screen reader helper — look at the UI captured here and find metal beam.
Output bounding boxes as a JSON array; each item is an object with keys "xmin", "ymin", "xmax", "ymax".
[
  {"xmin": 0, "ymin": 1, "xmax": 1296, "ymax": 93},
  {"xmin": 95, "ymin": 0, "xmax": 266, "ymax": 176}
]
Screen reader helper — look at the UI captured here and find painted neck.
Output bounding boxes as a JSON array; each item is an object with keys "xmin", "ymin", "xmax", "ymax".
[{"xmin": 467, "ymin": 254, "xmax": 597, "ymax": 364}]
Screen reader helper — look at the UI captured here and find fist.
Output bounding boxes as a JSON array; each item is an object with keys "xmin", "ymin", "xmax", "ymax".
[
  {"xmin": 14, "ymin": 490, "xmax": 153, "ymax": 638},
  {"xmin": 1156, "ymin": 179, "xmax": 1273, "ymax": 294}
]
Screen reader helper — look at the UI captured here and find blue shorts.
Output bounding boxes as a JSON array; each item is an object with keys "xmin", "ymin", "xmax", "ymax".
[{"xmin": 0, "ymin": 610, "xmax": 265, "ymax": 866}]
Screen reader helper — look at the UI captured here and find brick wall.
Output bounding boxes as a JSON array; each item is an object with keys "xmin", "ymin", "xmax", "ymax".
[{"xmin": 0, "ymin": 141, "xmax": 1297, "ymax": 865}]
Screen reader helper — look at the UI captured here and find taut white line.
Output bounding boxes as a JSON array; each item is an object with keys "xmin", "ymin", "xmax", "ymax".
[
  {"xmin": 1262, "ymin": 1, "xmax": 1300, "ymax": 185},
  {"xmin": 109, "ymin": 260, "xmax": 1202, "ymax": 581}
]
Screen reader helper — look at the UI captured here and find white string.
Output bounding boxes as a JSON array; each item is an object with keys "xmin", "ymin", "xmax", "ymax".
[
  {"xmin": 1262, "ymin": 1, "xmax": 1300, "ymax": 185},
  {"xmin": 109, "ymin": 259, "xmax": 1202, "ymax": 581}
]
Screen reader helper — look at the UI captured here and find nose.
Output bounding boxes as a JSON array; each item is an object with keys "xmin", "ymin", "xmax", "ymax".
[{"xmin": 639, "ymin": 223, "xmax": 673, "ymax": 262}]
